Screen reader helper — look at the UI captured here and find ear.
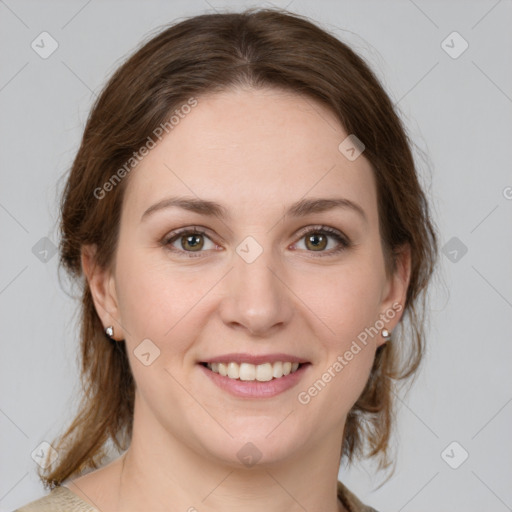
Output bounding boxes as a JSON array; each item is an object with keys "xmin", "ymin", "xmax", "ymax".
[
  {"xmin": 81, "ymin": 245, "xmax": 124, "ymax": 341},
  {"xmin": 377, "ymin": 244, "xmax": 411, "ymax": 347}
]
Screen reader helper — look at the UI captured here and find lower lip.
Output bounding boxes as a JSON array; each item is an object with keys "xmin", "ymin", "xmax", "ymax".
[{"xmin": 198, "ymin": 363, "xmax": 311, "ymax": 398}]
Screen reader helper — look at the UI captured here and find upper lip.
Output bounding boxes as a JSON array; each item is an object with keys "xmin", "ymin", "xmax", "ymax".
[{"xmin": 200, "ymin": 353, "xmax": 310, "ymax": 365}]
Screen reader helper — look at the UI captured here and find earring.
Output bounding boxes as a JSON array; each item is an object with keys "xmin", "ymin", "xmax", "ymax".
[
  {"xmin": 381, "ymin": 328, "xmax": 391, "ymax": 341},
  {"xmin": 105, "ymin": 326, "xmax": 114, "ymax": 339}
]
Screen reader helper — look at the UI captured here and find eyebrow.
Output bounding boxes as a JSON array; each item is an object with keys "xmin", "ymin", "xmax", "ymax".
[{"xmin": 141, "ymin": 196, "xmax": 367, "ymax": 223}]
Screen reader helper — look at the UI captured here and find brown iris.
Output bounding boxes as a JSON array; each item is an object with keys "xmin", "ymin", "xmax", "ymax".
[
  {"xmin": 181, "ymin": 233, "xmax": 204, "ymax": 251},
  {"xmin": 305, "ymin": 232, "xmax": 328, "ymax": 251}
]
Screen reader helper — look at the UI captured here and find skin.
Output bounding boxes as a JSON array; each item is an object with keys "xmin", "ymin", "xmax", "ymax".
[{"xmin": 70, "ymin": 87, "xmax": 410, "ymax": 512}]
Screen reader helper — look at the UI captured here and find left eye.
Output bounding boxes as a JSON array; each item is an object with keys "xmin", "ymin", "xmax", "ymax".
[
  {"xmin": 293, "ymin": 227, "xmax": 349, "ymax": 254},
  {"xmin": 163, "ymin": 226, "xmax": 349, "ymax": 257}
]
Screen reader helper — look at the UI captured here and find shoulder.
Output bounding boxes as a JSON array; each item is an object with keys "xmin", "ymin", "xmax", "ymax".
[
  {"xmin": 337, "ymin": 480, "xmax": 380, "ymax": 512},
  {"xmin": 13, "ymin": 486, "xmax": 98, "ymax": 512}
]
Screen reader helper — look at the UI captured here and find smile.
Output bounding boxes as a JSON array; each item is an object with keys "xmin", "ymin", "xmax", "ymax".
[
  {"xmin": 199, "ymin": 361, "xmax": 311, "ymax": 398},
  {"xmin": 204, "ymin": 361, "xmax": 301, "ymax": 381}
]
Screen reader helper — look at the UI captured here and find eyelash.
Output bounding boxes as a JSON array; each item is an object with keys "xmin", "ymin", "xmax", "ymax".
[{"xmin": 161, "ymin": 225, "xmax": 351, "ymax": 258}]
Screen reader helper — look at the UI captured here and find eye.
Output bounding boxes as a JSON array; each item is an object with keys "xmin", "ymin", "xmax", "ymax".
[
  {"xmin": 292, "ymin": 225, "xmax": 351, "ymax": 256},
  {"xmin": 163, "ymin": 227, "xmax": 217, "ymax": 257}
]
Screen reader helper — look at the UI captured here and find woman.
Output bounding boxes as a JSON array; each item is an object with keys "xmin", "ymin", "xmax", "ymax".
[{"xmin": 15, "ymin": 7, "xmax": 437, "ymax": 512}]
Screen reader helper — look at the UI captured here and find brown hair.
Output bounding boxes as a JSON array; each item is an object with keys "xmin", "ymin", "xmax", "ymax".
[{"xmin": 40, "ymin": 7, "xmax": 437, "ymax": 489}]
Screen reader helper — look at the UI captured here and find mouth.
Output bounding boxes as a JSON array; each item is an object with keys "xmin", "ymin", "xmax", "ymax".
[
  {"xmin": 198, "ymin": 360, "xmax": 312, "ymax": 398},
  {"xmin": 199, "ymin": 361, "xmax": 309, "ymax": 382}
]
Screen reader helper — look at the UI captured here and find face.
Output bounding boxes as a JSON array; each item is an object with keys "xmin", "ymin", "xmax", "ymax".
[{"xmin": 85, "ymin": 87, "xmax": 409, "ymax": 468}]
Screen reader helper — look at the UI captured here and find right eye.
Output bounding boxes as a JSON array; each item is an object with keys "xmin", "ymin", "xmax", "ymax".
[{"xmin": 162, "ymin": 227, "xmax": 219, "ymax": 257}]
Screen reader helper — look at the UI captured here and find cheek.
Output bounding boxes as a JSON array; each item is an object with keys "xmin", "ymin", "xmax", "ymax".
[
  {"xmin": 114, "ymin": 248, "xmax": 216, "ymax": 349},
  {"xmin": 113, "ymin": 256, "xmax": 210, "ymax": 401},
  {"xmin": 296, "ymin": 270, "xmax": 380, "ymax": 421},
  {"xmin": 295, "ymin": 256, "xmax": 384, "ymax": 402},
  {"xmin": 303, "ymin": 258, "xmax": 385, "ymax": 343}
]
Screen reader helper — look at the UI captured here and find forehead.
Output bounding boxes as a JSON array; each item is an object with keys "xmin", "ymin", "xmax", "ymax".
[{"xmin": 122, "ymin": 87, "xmax": 378, "ymax": 223}]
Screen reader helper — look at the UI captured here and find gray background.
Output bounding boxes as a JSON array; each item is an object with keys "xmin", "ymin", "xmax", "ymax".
[{"xmin": 1, "ymin": 1, "xmax": 511, "ymax": 511}]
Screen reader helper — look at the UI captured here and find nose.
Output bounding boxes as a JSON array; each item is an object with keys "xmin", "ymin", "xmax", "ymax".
[{"xmin": 218, "ymin": 243, "xmax": 294, "ymax": 337}]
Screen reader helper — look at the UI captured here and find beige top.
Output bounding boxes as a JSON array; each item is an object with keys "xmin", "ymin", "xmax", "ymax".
[{"xmin": 14, "ymin": 481, "xmax": 378, "ymax": 512}]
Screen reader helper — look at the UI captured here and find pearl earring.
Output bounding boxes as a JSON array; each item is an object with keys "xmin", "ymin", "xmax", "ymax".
[
  {"xmin": 105, "ymin": 326, "xmax": 114, "ymax": 338},
  {"xmin": 381, "ymin": 328, "xmax": 391, "ymax": 341}
]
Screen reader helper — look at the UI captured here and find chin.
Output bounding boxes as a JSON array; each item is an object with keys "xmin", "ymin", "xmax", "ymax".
[{"xmin": 198, "ymin": 430, "xmax": 302, "ymax": 469}]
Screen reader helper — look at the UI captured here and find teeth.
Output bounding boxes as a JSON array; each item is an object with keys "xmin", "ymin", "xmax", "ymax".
[{"xmin": 206, "ymin": 361, "xmax": 301, "ymax": 381}]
